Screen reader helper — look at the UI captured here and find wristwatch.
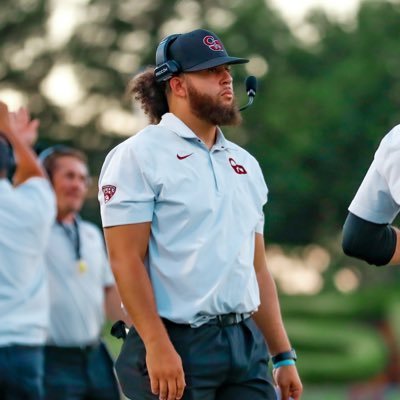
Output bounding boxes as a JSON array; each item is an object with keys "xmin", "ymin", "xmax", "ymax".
[{"xmin": 271, "ymin": 349, "xmax": 297, "ymax": 364}]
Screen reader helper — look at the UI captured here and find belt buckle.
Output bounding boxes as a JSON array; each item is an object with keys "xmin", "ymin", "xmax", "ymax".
[{"xmin": 216, "ymin": 313, "xmax": 238, "ymax": 327}]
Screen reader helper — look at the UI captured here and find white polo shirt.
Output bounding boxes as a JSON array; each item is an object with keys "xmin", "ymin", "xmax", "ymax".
[
  {"xmin": 45, "ymin": 219, "xmax": 115, "ymax": 346},
  {"xmin": 349, "ymin": 125, "xmax": 400, "ymax": 223},
  {"xmin": 99, "ymin": 113, "xmax": 268, "ymax": 326},
  {"xmin": 0, "ymin": 177, "xmax": 56, "ymax": 346}
]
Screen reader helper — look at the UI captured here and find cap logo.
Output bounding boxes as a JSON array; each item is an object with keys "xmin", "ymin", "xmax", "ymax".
[
  {"xmin": 203, "ymin": 35, "xmax": 223, "ymax": 51},
  {"xmin": 102, "ymin": 185, "xmax": 116, "ymax": 203}
]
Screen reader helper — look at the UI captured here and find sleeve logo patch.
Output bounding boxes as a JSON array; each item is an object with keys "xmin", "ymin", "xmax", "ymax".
[{"xmin": 102, "ymin": 185, "xmax": 117, "ymax": 203}]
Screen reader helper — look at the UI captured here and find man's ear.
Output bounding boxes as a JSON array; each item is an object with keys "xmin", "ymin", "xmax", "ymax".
[{"xmin": 168, "ymin": 76, "xmax": 187, "ymax": 98}]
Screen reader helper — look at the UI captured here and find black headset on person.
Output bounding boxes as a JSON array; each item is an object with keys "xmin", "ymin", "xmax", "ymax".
[
  {"xmin": 38, "ymin": 145, "xmax": 72, "ymax": 164},
  {"xmin": 0, "ymin": 134, "xmax": 16, "ymax": 180},
  {"xmin": 154, "ymin": 34, "xmax": 181, "ymax": 83},
  {"xmin": 38, "ymin": 144, "xmax": 91, "ymax": 185}
]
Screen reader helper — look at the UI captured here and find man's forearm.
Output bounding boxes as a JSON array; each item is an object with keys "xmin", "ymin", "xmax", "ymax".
[
  {"xmin": 252, "ymin": 266, "xmax": 292, "ymax": 355},
  {"xmin": 104, "ymin": 284, "xmax": 132, "ymax": 326},
  {"xmin": 389, "ymin": 227, "xmax": 400, "ymax": 265},
  {"xmin": 5, "ymin": 130, "xmax": 44, "ymax": 184},
  {"xmin": 111, "ymin": 256, "xmax": 170, "ymax": 347}
]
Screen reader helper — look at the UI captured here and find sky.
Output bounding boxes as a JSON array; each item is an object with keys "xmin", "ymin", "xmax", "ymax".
[
  {"xmin": 269, "ymin": 0, "xmax": 362, "ymax": 24},
  {"xmin": 268, "ymin": 0, "xmax": 363, "ymax": 41}
]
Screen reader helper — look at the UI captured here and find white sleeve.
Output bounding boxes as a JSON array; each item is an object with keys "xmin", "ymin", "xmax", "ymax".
[
  {"xmin": 348, "ymin": 131, "xmax": 400, "ymax": 224},
  {"xmin": 375, "ymin": 148, "xmax": 400, "ymax": 206},
  {"xmin": 98, "ymin": 141, "xmax": 156, "ymax": 228}
]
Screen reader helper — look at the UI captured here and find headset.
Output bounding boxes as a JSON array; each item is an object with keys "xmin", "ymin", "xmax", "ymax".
[
  {"xmin": 38, "ymin": 144, "xmax": 72, "ymax": 164},
  {"xmin": 154, "ymin": 34, "xmax": 181, "ymax": 83},
  {"xmin": 38, "ymin": 145, "xmax": 90, "ymax": 185},
  {"xmin": 0, "ymin": 135, "xmax": 15, "ymax": 179}
]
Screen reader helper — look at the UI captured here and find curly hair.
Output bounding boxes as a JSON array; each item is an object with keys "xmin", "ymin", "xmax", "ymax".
[{"xmin": 127, "ymin": 67, "xmax": 169, "ymax": 124}]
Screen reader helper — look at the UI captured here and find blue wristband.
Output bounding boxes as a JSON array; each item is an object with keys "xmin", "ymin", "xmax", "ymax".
[{"xmin": 273, "ymin": 359, "xmax": 296, "ymax": 369}]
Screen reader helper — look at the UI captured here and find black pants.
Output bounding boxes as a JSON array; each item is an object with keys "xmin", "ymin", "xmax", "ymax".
[
  {"xmin": 44, "ymin": 341, "xmax": 120, "ymax": 400},
  {"xmin": 115, "ymin": 318, "xmax": 276, "ymax": 400}
]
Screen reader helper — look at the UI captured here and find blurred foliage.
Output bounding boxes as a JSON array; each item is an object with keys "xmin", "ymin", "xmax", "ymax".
[
  {"xmin": 280, "ymin": 286, "xmax": 400, "ymax": 383},
  {"xmin": 3, "ymin": 0, "xmax": 400, "ymax": 246},
  {"xmin": 3, "ymin": 0, "xmax": 400, "ymax": 294}
]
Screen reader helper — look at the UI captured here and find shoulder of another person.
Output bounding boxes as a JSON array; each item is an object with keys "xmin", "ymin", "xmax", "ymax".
[
  {"xmin": 16, "ymin": 177, "xmax": 55, "ymax": 204},
  {"xmin": 378, "ymin": 124, "xmax": 400, "ymax": 151}
]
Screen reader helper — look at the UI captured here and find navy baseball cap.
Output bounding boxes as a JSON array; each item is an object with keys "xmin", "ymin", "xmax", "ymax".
[{"xmin": 167, "ymin": 29, "xmax": 248, "ymax": 72}]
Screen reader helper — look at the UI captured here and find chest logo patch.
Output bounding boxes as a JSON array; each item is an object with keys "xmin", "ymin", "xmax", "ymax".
[
  {"xmin": 102, "ymin": 185, "xmax": 117, "ymax": 203},
  {"xmin": 229, "ymin": 158, "xmax": 247, "ymax": 175},
  {"xmin": 177, "ymin": 153, "xmax": 193, "ymax": 160}
]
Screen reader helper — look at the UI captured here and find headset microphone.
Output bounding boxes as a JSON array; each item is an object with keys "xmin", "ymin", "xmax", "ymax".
[{"xmin": 239, "ymin": 76, "xmax": 257, "ymax": 112}]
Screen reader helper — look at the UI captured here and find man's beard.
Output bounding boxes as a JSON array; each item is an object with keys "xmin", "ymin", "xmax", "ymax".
[{"xmin": 186, "ymin": 80, "xmax": 242, "ymax": 126}]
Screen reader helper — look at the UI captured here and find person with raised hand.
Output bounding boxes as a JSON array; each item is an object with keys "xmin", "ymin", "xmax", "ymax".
[{"xmin": 0, "ymin": 101, "xmax": 56, "ymax": 400}]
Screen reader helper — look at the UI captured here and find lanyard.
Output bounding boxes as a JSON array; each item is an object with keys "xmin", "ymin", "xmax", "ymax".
[
  {"xmin": 58, "ymin": 219, "xmax": 87, "ymax": 273},
  {"xmin": 58, "ymin": 219, "xmax": 81, "ymax": 261}
]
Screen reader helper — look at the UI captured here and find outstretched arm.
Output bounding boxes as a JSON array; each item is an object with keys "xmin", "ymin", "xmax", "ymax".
[{"xmin": 252, "ymin": 233, "xmax": 302, "ymax": 400}]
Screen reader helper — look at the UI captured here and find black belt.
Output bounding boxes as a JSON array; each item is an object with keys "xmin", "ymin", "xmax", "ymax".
[
  {"xmin": 162, "ymin": 312, "xmax": 253, "ymax": 329},
  {"xmin": 207, "ymin": 312, "xmax": 252, "ymax": 327},
  {"xmin": 45, "ymin": 341, "xmax": 100, "ymax": 354},
  {"xmin": 109, "ymin": 313, "xmax": 254, "ymax": 342}
]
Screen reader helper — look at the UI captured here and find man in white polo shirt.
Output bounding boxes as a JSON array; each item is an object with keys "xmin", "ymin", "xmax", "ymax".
[
  {"xmin": 0, "ymin": 101, "xmax": 56, "ymax": 400},
  {"xmin": 343, "ymin": 125, "xmax": 400, "ymax": 265},
  {"xmin": 39, "ymin": 146, "xmax": 127, "ymax": 400},
  {"xmin": 99, "ymin": 29, "xmax": 302, "ymax": 400}
]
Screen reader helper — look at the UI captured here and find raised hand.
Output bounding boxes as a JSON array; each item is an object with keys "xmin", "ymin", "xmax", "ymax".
[
  {"xmin": 0, "ymin": 101, "xmax": 11, "ymax": 136},
  {"xmin": 8, "ymin": 107, "xmax": 40, "ymax": 146}
]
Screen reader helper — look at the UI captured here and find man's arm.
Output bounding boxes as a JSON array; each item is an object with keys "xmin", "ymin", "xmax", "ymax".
[
  {"xmin": 342, "ymin": 212, "xmax": 399, "ymax": 266},
  {"xmin": 104, "ymin": 284, "xmax": 131, "ymax": 325},
  {"xmin": 0, "ymin": 101, "xmax": 44, "ymax": 184},
  {"xmin": 390, "ymin": 227, "xmax": 400, "ymax": 265},
  {"xmin": 252, "ymin": 233, "xmax": 302, "ymax": 400},
  {"xmin": 104, "ymin": 223, "xmax": 185, "ymax": 400}
]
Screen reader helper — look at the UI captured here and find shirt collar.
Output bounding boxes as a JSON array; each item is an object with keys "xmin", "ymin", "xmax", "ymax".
[{"xmin": 159, "ymin": 113, "xmax": 235, "ymax": 150}]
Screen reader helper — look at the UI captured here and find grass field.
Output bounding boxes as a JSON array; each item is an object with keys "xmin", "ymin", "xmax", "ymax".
[{"xmin": 304, "ymin": 384, "xmax": 400, "ymax": 400}]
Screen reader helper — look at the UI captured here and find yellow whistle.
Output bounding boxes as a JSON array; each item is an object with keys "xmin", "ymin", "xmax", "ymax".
[{"xmin": 77, "ymin": 260, "xmax": 88, "ymax": 273}]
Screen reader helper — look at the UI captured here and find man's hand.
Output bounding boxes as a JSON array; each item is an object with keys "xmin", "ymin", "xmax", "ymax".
[
  {"xmin": 273, "ymin": 365, "xmax": 303, "ymax": 400},
  {"xmin": 9, "ymin": 107, "xmax": 39, "ymax": 146},
  {"xmin": 145, "ymin": 338, "xmax": 186, "ymax": 400},
  {"xmin": 0, "ymin": 101, "xmax": 12, "ymax": 136}
]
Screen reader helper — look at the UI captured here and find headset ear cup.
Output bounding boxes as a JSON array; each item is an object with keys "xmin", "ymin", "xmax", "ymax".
[
  {"xmin": 154, "ymin": 34, "xmax": 181, "ymax": 83},
  {"xmin": 154, "ymin": 60, "xmax": 181, "ymax": 82},
  {"xmin": 167, "ymin": 60, "xmax": 180, "ymax": 75}
]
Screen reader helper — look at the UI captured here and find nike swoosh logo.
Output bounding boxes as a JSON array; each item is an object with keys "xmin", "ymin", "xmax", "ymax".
[{"xmin": 177, "ymin": 153, "xmax": 193, "ymax": 160}]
